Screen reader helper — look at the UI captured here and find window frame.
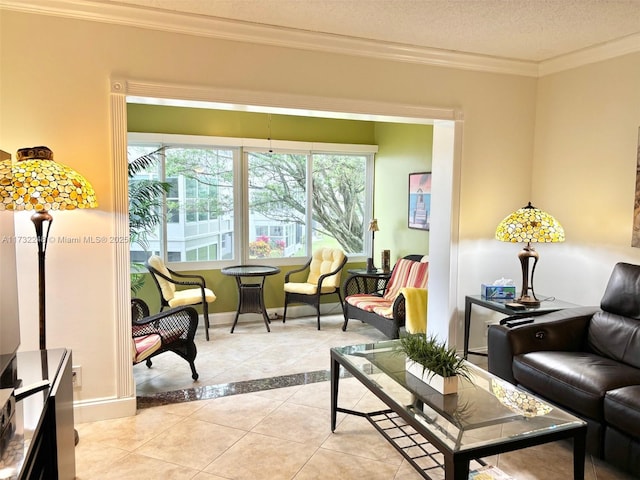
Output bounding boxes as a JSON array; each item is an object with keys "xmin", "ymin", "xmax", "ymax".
[{"xmin": 128, "ymin": 132, "xmax": 377, "ymax": 270}]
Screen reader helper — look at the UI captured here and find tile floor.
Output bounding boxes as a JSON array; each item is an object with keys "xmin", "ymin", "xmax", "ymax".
[{"xmin": 74, "ymin": 314, "xmax": 635, "ymax": 479}]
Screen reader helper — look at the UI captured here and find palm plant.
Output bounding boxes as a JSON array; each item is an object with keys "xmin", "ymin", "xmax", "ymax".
[
  {"xmin": 396, "ymin": 333, "xmax": 472, "ymax": 381},
  {"xmin": 128, "ymin": 147, "xmax": 170, "ymax": 294}
]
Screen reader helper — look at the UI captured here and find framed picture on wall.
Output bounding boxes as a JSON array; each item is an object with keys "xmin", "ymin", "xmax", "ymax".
[{"xmin": 408, "ymin": 172, "xmax": 431, "ymax": 231}]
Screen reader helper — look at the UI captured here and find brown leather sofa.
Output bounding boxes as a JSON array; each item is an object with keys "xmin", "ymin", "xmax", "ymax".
[{"xmin": 487, "ymin": 262, "xmax": 640, "ymax": 477}]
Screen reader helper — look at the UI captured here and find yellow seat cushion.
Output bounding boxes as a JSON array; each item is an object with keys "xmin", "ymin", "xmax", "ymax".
[
  {"xmin": 284, "ymin": 282, "xmax": 337, "ymax": 295},
  {"xmin": 168, "ymin": 288, "xmax": 217, "ymax": 307}
]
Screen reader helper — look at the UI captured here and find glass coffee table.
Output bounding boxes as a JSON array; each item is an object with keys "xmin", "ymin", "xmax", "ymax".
[{"xmin": 331, "ymin": 340, "xmax": 587, "ymax": 480}]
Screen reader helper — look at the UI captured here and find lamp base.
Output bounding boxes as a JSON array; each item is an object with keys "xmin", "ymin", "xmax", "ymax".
[
  {"xmin": 516, "ymin": 295, "xmax": 540, "ymax": 307},
  {"xmin": 366, "ymin": 258, "xmax": 376, "ymax": 272}
]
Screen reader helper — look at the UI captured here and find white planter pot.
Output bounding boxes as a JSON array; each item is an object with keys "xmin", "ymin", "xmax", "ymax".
[{"xmin": 406, "ymin": 359, "xmax": 458, "ymax": 395}]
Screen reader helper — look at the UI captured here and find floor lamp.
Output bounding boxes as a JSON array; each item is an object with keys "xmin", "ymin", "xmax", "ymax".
[
  {"xmin": 367, "ymin": 218, "xmax": 379, "ymax": 272},
  {"xmin": 0, "ymin": 146, "xmax": 98, "ymax": 350},
  {"xmin": 495, "ymin": 202, "xmax": 564, "ymax": 306}
]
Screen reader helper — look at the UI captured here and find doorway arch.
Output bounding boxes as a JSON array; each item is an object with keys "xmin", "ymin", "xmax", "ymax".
[{"xmin": 110, "ymin": 78, "xmax": 462, "ymax": 398}]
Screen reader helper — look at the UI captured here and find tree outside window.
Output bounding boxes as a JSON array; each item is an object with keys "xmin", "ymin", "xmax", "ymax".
[{"xmin": 128, "ymin": 135, "xmax": 373, "ymax": 265}]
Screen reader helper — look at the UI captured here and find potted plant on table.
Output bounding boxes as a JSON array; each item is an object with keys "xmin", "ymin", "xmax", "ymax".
[{"xmin": 395, "ymin": 333, "xmax": 472, "ymax": 395}]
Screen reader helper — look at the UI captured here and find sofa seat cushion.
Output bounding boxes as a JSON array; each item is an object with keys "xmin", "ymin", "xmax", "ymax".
[
  {"xmin": 346, "ymin": 295, "xmax": 394, "ymax": 319},
  {"xmin": 604, "ymin": 385, "xmax": 640, "ymax": 437},
  {"xmin": 132, "ymin": 334, "xmax": 162, "ymax": 364},
  {"xmin": 168, "ymin": 287, "xmax": 216, "ymax": 307},
  {"xmin": 513, "ymin": 351, "xmax": 640, "ymax": 421}
]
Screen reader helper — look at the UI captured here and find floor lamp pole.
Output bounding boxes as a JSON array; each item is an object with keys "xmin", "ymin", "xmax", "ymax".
[{"xmin": 31, "ymin": 211, "xmax": 52, "ymax": 351}]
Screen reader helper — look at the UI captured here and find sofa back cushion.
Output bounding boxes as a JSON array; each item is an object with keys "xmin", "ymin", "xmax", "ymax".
[
  {"xmin": 600, "ymin": 262, "xmax": 640, "ymax": 319},
  {"xmin": 588, "ymin": 262, "xmax": 640, "ymax": 368},
  {"xmin": 588, "ymin": 311, "xmax": 640, "ymax": 369},
  {"xmin": 384, "ymin": 258, "xmax": 429, "ymax": 301}
]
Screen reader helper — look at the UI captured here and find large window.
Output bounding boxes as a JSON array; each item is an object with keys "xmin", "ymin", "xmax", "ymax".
[{"xmin": 128, "ymin": 133, "xmax": 375, "ymax": 266}]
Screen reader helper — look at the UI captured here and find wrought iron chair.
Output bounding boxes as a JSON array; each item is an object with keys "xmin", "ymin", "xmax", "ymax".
[
  {"xmin": 145, "ymin": 255, "xmax": 216, "ymax": 341},
  {"xmin": 282, "ymin": 248, "xmax": 347, "ymax": 330},
  {"xmin": 131, "ymin": 298, "xmax": 199, "ymax": 380}
]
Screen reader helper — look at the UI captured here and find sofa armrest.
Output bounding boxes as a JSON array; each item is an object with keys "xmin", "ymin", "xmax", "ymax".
[
  {"xmin": 487, "ymin": 306, "xmax": 598, "ymax": 383},
  {"xmin": 133, "ymin": 305, "xmax": 199, "ymax": 343},
  {"xmin": 343, "ymin": 274, "xmax": 388, "ymax": 297},
  {"xmin": 392, "ymin": 293, "xmax": 406, "ymax": 322}
]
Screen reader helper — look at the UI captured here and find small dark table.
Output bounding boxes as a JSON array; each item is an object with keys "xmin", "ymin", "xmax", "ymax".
[
  {"xmin": 345, "ymin": 268, "xmax": 391, "ymax": 296},
  {"xmin": 221, "ymin": 265, "xmax": 280, "ymax": 333},
  {"xmin": 464, "ymin": 294, "xmax": 580, "ymax": 359}
]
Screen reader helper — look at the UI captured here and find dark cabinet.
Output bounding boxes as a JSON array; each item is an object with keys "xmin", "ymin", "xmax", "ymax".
[{"xmin": 0, "ymin": 349, "xmax": 75, "ymax": 479}]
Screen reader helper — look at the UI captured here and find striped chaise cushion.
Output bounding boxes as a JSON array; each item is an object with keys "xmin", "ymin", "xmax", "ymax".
[{"xmin": 346, "ymin": 259, "xmax": 429, "ymax": 318}]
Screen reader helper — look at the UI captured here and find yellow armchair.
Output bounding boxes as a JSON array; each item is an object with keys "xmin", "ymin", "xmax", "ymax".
[{"xmin": 283, "ymin": 248, "xmax": 347, "ymax": 330}]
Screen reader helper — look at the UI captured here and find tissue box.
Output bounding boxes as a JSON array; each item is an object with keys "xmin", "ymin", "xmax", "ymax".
[{"xmin": 481, "ymin": 284, "xmax": 516, "ymax": 300}]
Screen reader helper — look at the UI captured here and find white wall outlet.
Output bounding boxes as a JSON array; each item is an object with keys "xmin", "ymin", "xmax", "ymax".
[{"xmin": 72, "ymin": 366, "xmax": 82, "ymax": 388}]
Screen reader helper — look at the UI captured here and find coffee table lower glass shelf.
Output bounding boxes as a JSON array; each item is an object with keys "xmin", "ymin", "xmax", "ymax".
[{"xmin": 330, "ymin": 340, "xmax": 587, "ymax": 480}]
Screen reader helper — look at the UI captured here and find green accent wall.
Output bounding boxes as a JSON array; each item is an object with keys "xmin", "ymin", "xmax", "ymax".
[
  {"xmin": 127, "ymin": 104, "xmax": 433, "ymax": 314},
  {"xmin": 373, "ymin": 122, "xmax": 433, "ymax": 263},
  {"xmin": 128, "ymin": 104, "xmax": 377, "ymax": 143}
]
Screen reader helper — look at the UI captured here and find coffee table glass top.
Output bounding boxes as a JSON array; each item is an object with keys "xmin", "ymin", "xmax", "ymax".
[{"xmin": 332, "ymin": 340, "xmax": 585, "ymax": 453}]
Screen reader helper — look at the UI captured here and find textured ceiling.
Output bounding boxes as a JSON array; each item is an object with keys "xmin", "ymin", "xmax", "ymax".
[{"xmin": 106, "ymin": 0, "xmax": 640, "ymax": 62}]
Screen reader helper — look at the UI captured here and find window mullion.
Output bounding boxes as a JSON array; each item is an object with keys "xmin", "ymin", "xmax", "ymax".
[
  {"xmin": 306, "ymin": 153, "xmax": 313, "ymax": 256},
  {"xmin": 160, "ymin": 146, "xmax": 168, "ymax": 261},
  {"xmin": 239, "ymin": 147, "xmax": 248, "ymax": 263}
]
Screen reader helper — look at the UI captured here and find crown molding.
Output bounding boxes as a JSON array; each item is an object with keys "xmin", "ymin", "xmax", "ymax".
[
  {"xmin": 2, "ymin": 0, "xmax": 639, "ymax": 78},
  {"xmin": 0, "ymin": 0, "xmax": 538, "ymax": 77},
  {"xmin": 539, "ymin": 33, "xmax": 640, "ymax": 76}
]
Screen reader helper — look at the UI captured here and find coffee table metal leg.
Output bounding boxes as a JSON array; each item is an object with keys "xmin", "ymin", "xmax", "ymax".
[
  {"xmin": 331, "ymin": 356, "xmax": 339, "ymax": 432},
  {"xmin": 463, "ymin": 297, "xmax": 472, "ymax": 359},
  {"xmin": 444, "ymin": 455, "xmax": 470, "ymax": 480},
  {"xmin": 573, "ymin": 427, "xmax": 587, "ymax": 480}
]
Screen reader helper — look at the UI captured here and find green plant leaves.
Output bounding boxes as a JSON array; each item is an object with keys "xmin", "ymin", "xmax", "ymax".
[{"xmin": 396, "ymin": 333, "xmax": 472, "ymax": 381}]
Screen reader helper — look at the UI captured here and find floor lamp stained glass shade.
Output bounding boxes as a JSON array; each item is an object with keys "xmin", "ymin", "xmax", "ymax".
[{"xmin": 0, "ymin": 146, "xmax": 97, "ymax": 349}]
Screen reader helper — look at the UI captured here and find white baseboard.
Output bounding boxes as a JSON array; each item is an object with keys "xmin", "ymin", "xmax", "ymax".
[{"xmin": 74, "ymin": 395, "xmax": 137, "ymax": 424}]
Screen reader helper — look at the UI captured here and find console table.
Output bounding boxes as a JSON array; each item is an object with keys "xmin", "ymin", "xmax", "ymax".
[
  {"xmin": 222, "ymin": 265, "xmax": 280, "ymax": 333},
  {"xmin": 331, "ymin": 340, "xmax": 586, "ymax": 480},
  {"xmin": 0, "ymin": 348, "xmax": 75, "ymax": 479},
  {"xmin": 463, "ymin": 294, "xmax": 580, "ymax": 358}
]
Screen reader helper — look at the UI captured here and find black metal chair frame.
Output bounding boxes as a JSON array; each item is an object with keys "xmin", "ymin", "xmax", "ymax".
[
  {"xmin": 282, "ymin": 254, "xmax": 348, "ymax": 330},
  {"xmin": 131, "ymin": 298, "xmax": 199, "ymax": 380},
  {"xmin": 145, "ymin": 259, "xmax": 212, "ymax": 341}
]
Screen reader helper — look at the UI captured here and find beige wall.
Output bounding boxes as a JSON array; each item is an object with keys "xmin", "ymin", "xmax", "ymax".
[
  {"xmin": 5, "ymin": 8, "xmax": 611, "ymax": 420},
  {"xmin": 531, "ymin": 52, "xmax": 640, "ymax": 304}
]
